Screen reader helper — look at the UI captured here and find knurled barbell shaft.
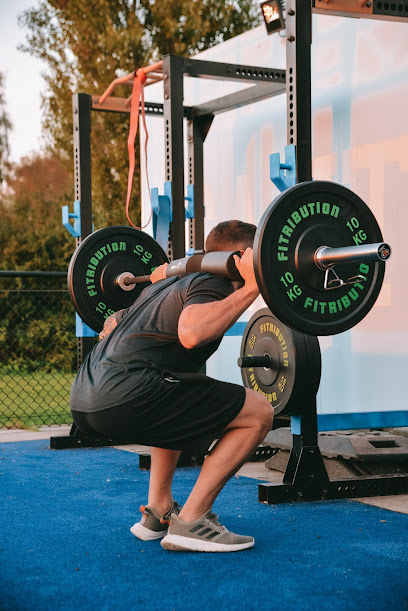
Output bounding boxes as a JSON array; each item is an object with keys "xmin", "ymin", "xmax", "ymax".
[
  {"xmin": 315, "ymin": 242, "xmax": 391, "ymax": 270},
  {"xmin": 237, "ymin": 355, "xmax": 273, "ymax": 368}
]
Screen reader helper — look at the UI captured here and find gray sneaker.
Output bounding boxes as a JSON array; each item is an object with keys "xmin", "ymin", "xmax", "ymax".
[
  {"xmin": 130, "ymin": 499, "xmax": 182, "ymax": 541},
  {"xmin": 161, "ymin": 510, "xmax": 255, "ymax": 552}
]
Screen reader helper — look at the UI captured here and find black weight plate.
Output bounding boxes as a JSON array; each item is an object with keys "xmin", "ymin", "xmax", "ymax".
[
  {"xmin": 254, "ymin": 181, "xmax": 385, "ymax": 335},
  {"xmin": 68, "ymin": 226, "xmax": 169, "ymax": 332},
  {"xmin": 240, "ymin": 308, "xmax": 321, "ymax": 416}
]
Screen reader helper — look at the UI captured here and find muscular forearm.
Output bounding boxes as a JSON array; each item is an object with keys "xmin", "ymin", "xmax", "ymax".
[{"xmin": 178, "ymin": 284, "xmax": 259, "ymax": 349}]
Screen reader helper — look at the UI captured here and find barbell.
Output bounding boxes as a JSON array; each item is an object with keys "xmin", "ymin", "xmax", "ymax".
[{"xmin": 67, "ymin": 180, "xmax": 391, "ymax": 335}]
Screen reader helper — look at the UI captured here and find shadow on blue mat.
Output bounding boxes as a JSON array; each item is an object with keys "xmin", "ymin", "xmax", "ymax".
[{"xmin": 0, "ymin": 440, "xmax": 407, "ymax": 611}]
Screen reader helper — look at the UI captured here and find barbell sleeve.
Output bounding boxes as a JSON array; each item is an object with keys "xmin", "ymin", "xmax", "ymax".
[
  {"xmin": 122, "ymin": 274, "xmax": 151, "ymax": 286},
  {"xmin": 314, "ymin": 242, "xmax": 391, "ymax": 270},
  {"xmin": 237, "ymin": 355, "xmax": 273, "ymax": 368}
]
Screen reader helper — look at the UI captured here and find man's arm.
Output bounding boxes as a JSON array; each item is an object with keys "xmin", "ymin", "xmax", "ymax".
[
  {"xmin": 98, "ymin": 264, "xmax": 169, "ymax": 340},
  {"xmin": 178, "ymin": 248, "xmax": 259, "ymax": 349}
]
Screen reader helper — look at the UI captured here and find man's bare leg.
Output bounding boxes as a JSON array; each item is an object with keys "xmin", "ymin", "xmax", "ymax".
[
  {"xmin": 178, "ymin": 389, "xmax": 273, "ymax": 522},
  {"xmin": 147, "ymin": 447, "xmax": 181, "ymax": 515}
]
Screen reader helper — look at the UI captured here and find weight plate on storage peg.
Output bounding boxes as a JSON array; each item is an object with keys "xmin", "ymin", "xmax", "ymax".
[
  {"xmin": 68, "ymin": 226, "xmax": 169, "ymax": 332},
  {"xmin": 239, "ymin": 308, "xmax": 321, "ymax": 416},
  {"xmin": 254, "ymin": 181, "xmax": 386, "ymax": 335}
]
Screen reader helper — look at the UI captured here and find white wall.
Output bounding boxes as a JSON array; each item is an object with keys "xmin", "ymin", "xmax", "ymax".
[{"xmin": 141, "ymin": 17, "xmax": 408, "ymax": 427}]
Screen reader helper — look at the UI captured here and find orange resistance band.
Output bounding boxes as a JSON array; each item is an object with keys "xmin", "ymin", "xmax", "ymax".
[{"xmin": 126, "ymin": 68, "xmax": 152, "ymax": 229}]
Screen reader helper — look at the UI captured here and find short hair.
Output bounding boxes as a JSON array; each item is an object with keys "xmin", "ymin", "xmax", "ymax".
[{"xmin": 205, "ymin": 220, "xmax": 257, "ymax": 253}]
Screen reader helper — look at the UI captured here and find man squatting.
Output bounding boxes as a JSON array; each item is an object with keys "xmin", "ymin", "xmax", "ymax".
[{"xmin": 70, "ymin": 220, "xmax": 274, "ymax": 553}]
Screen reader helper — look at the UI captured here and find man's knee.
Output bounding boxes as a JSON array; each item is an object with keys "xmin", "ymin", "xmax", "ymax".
[
  {"xmin": 252, "ymin": 391, "xmax": 274, "ymax": 432},
  {"xmin": 236, "ymin": 389, "xmax": 274, "ymax": 432}
]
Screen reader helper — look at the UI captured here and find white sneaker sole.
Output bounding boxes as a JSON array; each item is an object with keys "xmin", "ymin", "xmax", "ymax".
[
  {"xmin": 160, "ymin": 534, "xmax": 255, "ymax": 552},
  {"xmin": 130, "ymin": 522, "xmax": 168, "ymax": 541}
]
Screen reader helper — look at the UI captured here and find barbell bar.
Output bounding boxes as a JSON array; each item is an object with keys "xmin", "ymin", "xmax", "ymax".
[
  {"xmin": 116, "ymin": 241, "xmax": 390, "ymax": 291},
  {"xmin": 67, "ymin": 181, "xmax": 391, "ymax": 336}
]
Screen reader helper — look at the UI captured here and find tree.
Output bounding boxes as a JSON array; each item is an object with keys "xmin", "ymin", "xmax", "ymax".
[
  {"xmin": 0, "ymin": 72, "xmax": 12, "ymax": 185},
  {"xmin": 0, "ymin": 154, "xmax": 77, "ymax": 373},
  {"xmin": 18, "ymin": 0, "xmax": 261, "ymax": 227},
  {"xmin": 0, "ymin": 154, "xmax": 73, "ymax": 271}
]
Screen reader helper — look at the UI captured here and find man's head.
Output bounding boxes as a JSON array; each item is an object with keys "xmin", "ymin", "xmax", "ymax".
[{"xmin": 205, "ymin": 220, "xmax": 257, "ymax": 253}]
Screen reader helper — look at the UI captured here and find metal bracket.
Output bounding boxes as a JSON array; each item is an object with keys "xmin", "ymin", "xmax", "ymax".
[
  {"xmin": 62, "ymin": 200, "xmax": 81, "ymax": 238},
  {"xmin": 75, "ymin": 313, "xmax": 97, "ymax": 338},
  {"xmin": 151, "ymin": 184, "xmax": 172, "ymax": 252},
  {"xmin": 185, "ymin": 183, "xmax": 195, "ymax": 219},
  {"xmin": 152, "ymin": 181, "xmax": 199, "ymax": 253},
  {"xmin": 270, "ymin": 144, "xmax": 297, "ymax": 192}
]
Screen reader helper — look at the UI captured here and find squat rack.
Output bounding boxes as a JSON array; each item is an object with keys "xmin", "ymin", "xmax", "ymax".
[
  {"xmin": 58, "ymin": 2, "xmax": 408, "ymax": 507},
  {"xmin": 72, "ymin": 55, "xmax": 286, "ymax": 259},
  {"xmin": 54, "ymin": 54, "xmax": 287, "ymax": 449}
]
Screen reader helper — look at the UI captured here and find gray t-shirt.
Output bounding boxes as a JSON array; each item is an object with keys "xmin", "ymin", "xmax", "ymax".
[{"xmin": 70, "ymin": 273, "xmax": 235, "ymax": 412}]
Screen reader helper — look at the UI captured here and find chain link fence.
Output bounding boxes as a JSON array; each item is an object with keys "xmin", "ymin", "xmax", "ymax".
[{"xmin": 0, "ymin": 272, "xmax": 78, "ymax": 429}]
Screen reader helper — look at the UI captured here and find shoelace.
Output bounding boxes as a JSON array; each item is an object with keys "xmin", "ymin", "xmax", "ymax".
[{"xmin": 203, "ymin": 512, "xmax": 227, "ymax": 534}]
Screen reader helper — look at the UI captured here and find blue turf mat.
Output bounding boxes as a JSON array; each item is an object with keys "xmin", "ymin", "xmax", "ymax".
[{"xmin": 0, "ymin": 440, "xmax": 407, "ymax": 610}]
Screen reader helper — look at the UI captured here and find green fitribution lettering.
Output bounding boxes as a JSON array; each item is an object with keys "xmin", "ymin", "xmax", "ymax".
[
  {"xmin": 258, "ymin": 321, "xmax": 289, "ymax": 367},
  {"xmin": 85, "ymin": 241, "xmax": 127, "ymax": 297},
  {"xmin": 276, "ymin": 201, "xmax": 340, "ymax": 262},
  {"xmin": 84, "ymin": 241, "xmax": 154, "ymax": 298}
]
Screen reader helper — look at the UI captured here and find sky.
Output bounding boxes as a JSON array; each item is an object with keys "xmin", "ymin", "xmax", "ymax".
[{"xmin": 0, "ymin": 0, "xmax": 44, "ymax": 162}]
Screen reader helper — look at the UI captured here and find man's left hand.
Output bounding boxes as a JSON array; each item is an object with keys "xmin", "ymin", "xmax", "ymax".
[
  {"xmin": 150, "ymin": 263, "xmax": 169, "ymax": 283},
  {"xmin": 99, "ymin": 313, "xmax": 118, "ymax": 340}
]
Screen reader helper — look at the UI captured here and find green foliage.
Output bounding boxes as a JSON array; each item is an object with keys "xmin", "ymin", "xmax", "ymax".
[
  {"xmin": 0, "ymin": 286, "xmax": 77, "ymax": 372},
  {"xmin": 0, "ymin": 3, "xmax": 261, "ymax": 428},
  {"xmin": 0, "ymin": 155, "xmax": 77, "ymax": 390},
  {"xmin": 0, "ymin": 154, "xmax": 73, "ymax": 270},
  {"xmin": 18, "ymin": 0, "xmax": 261, "ymax": 227}
]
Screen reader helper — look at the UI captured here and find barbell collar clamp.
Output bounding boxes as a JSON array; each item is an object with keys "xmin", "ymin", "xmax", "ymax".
[{"xmin": 314, "ymin": 242, "xmax": 391, "ymax": 271}]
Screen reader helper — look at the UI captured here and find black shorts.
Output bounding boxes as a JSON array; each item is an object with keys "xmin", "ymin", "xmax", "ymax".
[{"xmin": 71, "ymin": 369, "xmax": 246, "ymax": 453}]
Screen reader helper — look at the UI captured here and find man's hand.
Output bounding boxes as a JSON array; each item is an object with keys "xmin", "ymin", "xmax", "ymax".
[
  {"xmin": 178, "ymin": 248, "xmax": 260, "ymax": 349},
  {"xmin": 99, "ymin": 313, "xmax": 118, "ymax": 341},
  {"xmin": 150, "ymin": 262, "xmax": 169, "ymax": 283},
  {"xmin": 233, "ymin": 248, "xmax": 259, "ymax": 295}
]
